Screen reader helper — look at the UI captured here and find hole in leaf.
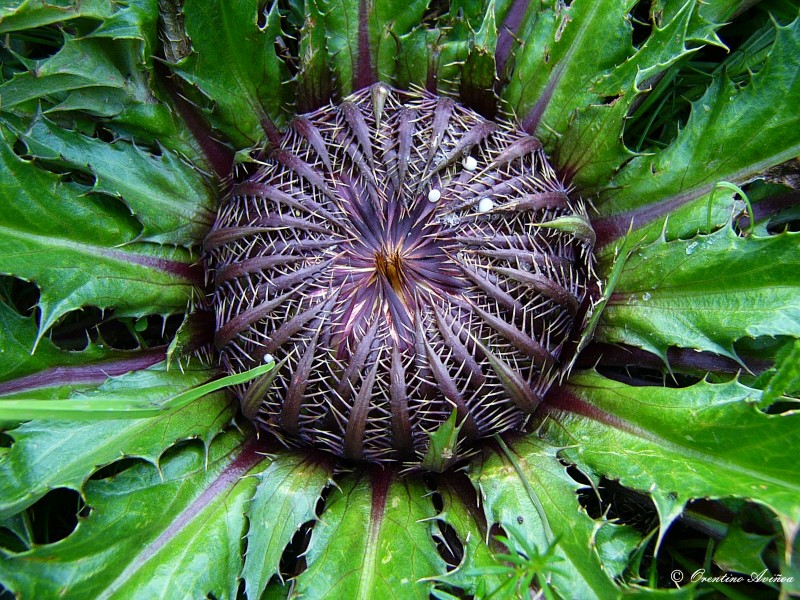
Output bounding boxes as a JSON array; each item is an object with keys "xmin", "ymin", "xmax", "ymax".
[
  {"xmin": 0, "ymin": 276, "xmax": 40, "ymax": 318},
  {"xmin": 89, "ymin": 458, "xmax": 150, "ymax": 481},
  {"xmin": 600, "ymin": 94, "xmax": 622, "ymax": 105},
  {"xmin": 93, "ymin": 126, "xmax": 117, "ymax": 145},
  {"xmin": 48, "ymin": 306, "xmax": 104, "ymax": 351},
  {"xmin": 629, "ymin": 0, "xmax": 653, "ymax": 48},
  {"xmin": 575, "ymin": 476, "xmax": 658, "ymax": 534},
  {"xmin": 0, "ymin": 521, "xmax": 29, "ymax": 553},
  {"xmin": 0, "ymin": 432, "xmax": 14, "ymax": 448},
  {"xmin": 158, "ymin": 438, "xmax": 206, "ymax": 466},
  {"xmin": 436, "ymin": 516, "xmax": 464, "ymax": 571},
  {"xmin": 59, "ymin": 169, "xmax": 98, "ymax": 188},
  {"xmin": 27, "ymin": 488, "xmax": 89, "ymax": 545},
  {"xmin": 278, "ymin": 519, "xmax": 313, "ymax": 579}
]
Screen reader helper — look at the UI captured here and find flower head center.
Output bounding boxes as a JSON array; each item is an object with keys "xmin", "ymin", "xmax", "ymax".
[{"xmin": 374, "ymin": 244, "xmax": 407, "ymax": 293}]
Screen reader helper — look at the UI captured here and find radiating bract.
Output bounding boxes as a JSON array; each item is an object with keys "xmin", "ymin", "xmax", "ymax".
[{"xmin": 206, "ymin": 84, "xmax": 598, "ymax": 466}]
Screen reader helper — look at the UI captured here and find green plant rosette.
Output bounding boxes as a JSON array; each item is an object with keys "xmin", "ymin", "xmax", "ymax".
[{"xmin": 1, "ymin": 1, "xmax": 799, "ymax": 598}]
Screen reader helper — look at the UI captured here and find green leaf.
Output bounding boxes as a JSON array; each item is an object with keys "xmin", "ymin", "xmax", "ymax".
[
  {"xmin": 0, "ymin": 0, "xmax": 159, "ymax": 120},
  {"xmin": 458, "ymin": 1, "xmax": 498, "ymax": 115},
  {"xmin": 0, "ymin": 0, "xmax": 114, "ymax": 33},
  {"xmin": 760, "ymin": 338, "xmax": 800, "ymax": 405},
  {"xmin": 431, "ymin": 480, "xmax": 506, "ymax": 597},
  {"xmin": 168, "ymin": 0, "xmax": 293, "ymax": 147},
  {"xmin": 596, "ymin": 227, "xmax": 800, "ymax": 361},
  {"xmin": 315, "ymin": 0, "xmax": 430, "ymax": 97},
  {"xmin": 0, "ymin": 360, "xmax": 274, "ymax": 419},
  {"xmin": 0, "ymin": 124, "xmax": 196, "ymax": 338},
  {"xmin": 555, "ymin": 0, "xmax": 712, "ymax": 190},
  {"xmin": 0, "ymin": 431, "xmax": 269, "ymax": 600},
  {"xmin": 714, "ymin": 515, "xmax": 773, "ymax": 576},
  {"xmin": 294, "ymin": 471, "xmax": 446, "ymax": 599},
  {"xmin": 12, "ymin": 115, "xmax": 214, "ymax": 245},
  {"xmin": 296, "ymin": 0, "xmax": 333, "ymax": 112},
  {"xmin": 598, "ymin": 18, "xmax": 800, "ymax": 226},
  {"xmin": 0, "ymin": 300, "xmax": 121, "ymax": 385},
  {"xmin": 0, "ymin": 363, "xmax": 230, "ymax": 519},
  {"xmin": 242, "ymin": 452, "xmax": 332, "ymax": 600},
  {"xmin": 501, "ymin": 0, "xmax": 637, "ymax": 142},
  {"xmin": 543, "ymin": 371, "xmax": 800, "ymax": 546},
  {"xmin": 470, "ymin": 436, "xmax": 622, "ymax": 599},
  {"xmin": 421, "ymin": 409, "xmax": 463, "ymax": 472}
]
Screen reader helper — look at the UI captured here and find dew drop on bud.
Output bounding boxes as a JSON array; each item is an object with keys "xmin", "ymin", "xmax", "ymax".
[
  {"xmin": 478, "ymin": 197, "xmax": 494, "ymax": 213},
  {"xmin": 428, "ymin": 188, "xmax": 441, "ymax": 203},
  {"xmin": 463, "ymin": 156, "xmax": 478, "ymax": 171}
]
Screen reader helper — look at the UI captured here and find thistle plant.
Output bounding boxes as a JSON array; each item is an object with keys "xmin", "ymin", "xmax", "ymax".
[
  {"xmin": 209, "ymin": 84, "xmax": 597, "ymax": 464},
  {"xmin": 1, "ymin": 1, "xmax": 799, "ymax": 599}
]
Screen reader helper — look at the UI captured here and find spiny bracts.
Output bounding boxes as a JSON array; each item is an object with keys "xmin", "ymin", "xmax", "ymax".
[{"xmin": 205, "ymin": 84, "xmax": 598, "ymax": 467}]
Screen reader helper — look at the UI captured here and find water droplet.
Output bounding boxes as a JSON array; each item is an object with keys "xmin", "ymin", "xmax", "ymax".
[
  {"xmin": 427, "ymin": 188, "xmax": 441, "ymax": 203},
  {"xmin": 685, "ymin": 241, "xmax": 699, "ymax": 255},
  {"xmin": 642, "ymin": 292, "xmax": 652, "ymax": 301},
  {"xmin": 463, "ymin": 156, "xmax": 478, "ymax": 171},
  {"xmin": 263, "ymin": 353, "xmax": 274, "ymax": 363},
  {"xmin": 478, "ymin": 197, "xmax": 494, "ymax": 213},
  {"xmin": 439, "ymin": 213, "xmax": 460, "ymax": 227}
]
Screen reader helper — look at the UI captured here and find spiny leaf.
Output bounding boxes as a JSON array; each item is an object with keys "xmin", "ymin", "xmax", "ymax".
[
  {"xmin": 242, "ymin": 452, "xmax": 332, "ymax": 600},
  {"xmin": 595, "ymin": 17, "xmax": 800, "ymax": 244},
  {"xmin": 0, "ymin": 360, "xmax": 274, "ymax": 419},
  {"xmin": 0, "ymin": 36, "xmax": 133, "ymax": 113},
  {"xmin": 760, "ymin": 338, "xmax": 800, "ymax": 405},
  {"xmin": 296, "ymin": 0, "xmax": 333, "ymax": 113},
  {"xmin": 0, "ymin": 431, "xmax": 269, "ymax": 600},
  {"xmin": 430, "ymin": 479, "xmax": 506, "ymax": 597},
  {"xmin": 11, "ymin": 115, "xmax": 214, "ymax": 245},
  {"xmin": 0, "ymin": 363, "xmax": 229, "ymax": 519},
  {"xmin": 0, "ymin": 0, "xmax": 114, "ymax": 33},
  {"xmin": 556, "ymin": 0, "xmax": 722, "ymax": 190},
  {"xmin": 167, "ymin": 0, "xmax": 293, "ymax": 147},
  {"xmin": 0, "ymin": 124, "xmax": 197, "ymax": 339},
  {"xmin": 421, "ymin": 409, "xmax": 463, "ymax": 472},
  {"xmin": 597, "ymin": 227, "xmax": 800, "ymax": 362},
  {"xmin": 0, "ymin": 299, "xmax": 133, "ymax": 386},
  {"xmin": 459, "ymin": 1, "xmax": 499, "ymax": 116},
  {"xmin": 713, "ymin": 514, "xmax": 774, "ymax": 577},
  {"xmin": 502, "ymin": 0, "xmax": 638, "ymax": 140},
  {"xmin": 542, "ymin": 371, "xmax": 800, "ymax": 552},
  {"xmin": 316, "ymin": 0, "xmax": 430, "ymax": 97},
  {"xmin": 396, "ymin": 0, "xmax": 504, "ymax": 97},
  {"xmin": 294, "ymin": 470, "xmax": 446, "ymax": 599},
  {"xmin": 469, "ymin": 436, "xmax": 624, "ymax": 599}
]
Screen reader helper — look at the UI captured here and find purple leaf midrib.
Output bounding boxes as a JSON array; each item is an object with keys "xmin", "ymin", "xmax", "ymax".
[
  {"xmin": 97, "ymin": 439, "xmax": 265, "ymax": 600},
  {"xmin": 0, "ymin": 348, "xmax": 166, "ymax": 396}
]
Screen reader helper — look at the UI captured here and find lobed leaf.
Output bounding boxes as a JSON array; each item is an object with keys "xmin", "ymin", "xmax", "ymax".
[
  {"xmin": 316, "ymin": 0, "xmax": 430, "ymax": 97},
  {"xmin": 469, "ymin": 436, "xmax": 625, "ymax": 599},
  {"xmin": 554, "ymin": 0, "xmax": 719, "ymax": 190},
  {"xmin": 594, "ymin": 17, "xmax": 800, "ymax": 244},
  {"xmin": 167, "ymin": 0, "xmax": 293, "ymax": 147},
  {"xmin": 0, "ymin": 430, "xmax": 270, "ymax": 600},
  {"xmin": 0, "ymin": 363, "xmax": 228, "ymax": 519},
  {"xmin": 0, "ymin": 300, "xmax": 131, "ymax": 387},
  {"xmin": 501, "ymin": 0, "xmax": 637, "ymax": 141},
  {"xmin": 431, "ymin": 479, "xmax": 506, "ymax": 597},
  {"xmin": 0, "ymin": 124, "xmax": 197, "ymax": 339},
  {"xmin": 542, "ymin": 371, "xmax": 800, "ymax": 551},
  {"xmin": 242, "ymin": 451, "xmax": 332, "ymax": 600},
  {"xmin": 597, "ymin": 227, "xmax": 800, "ymax": 361},
  {"xmin": 11, "ymin": 115, "xmax": 215, "ymax": 245},
  {"xmin": 294, "ymin": 470, "xmax": 446, "ymax": 599},
  {"xmin": 0, "ymin": 0, "xmax": 115, "ymax": 33}
]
